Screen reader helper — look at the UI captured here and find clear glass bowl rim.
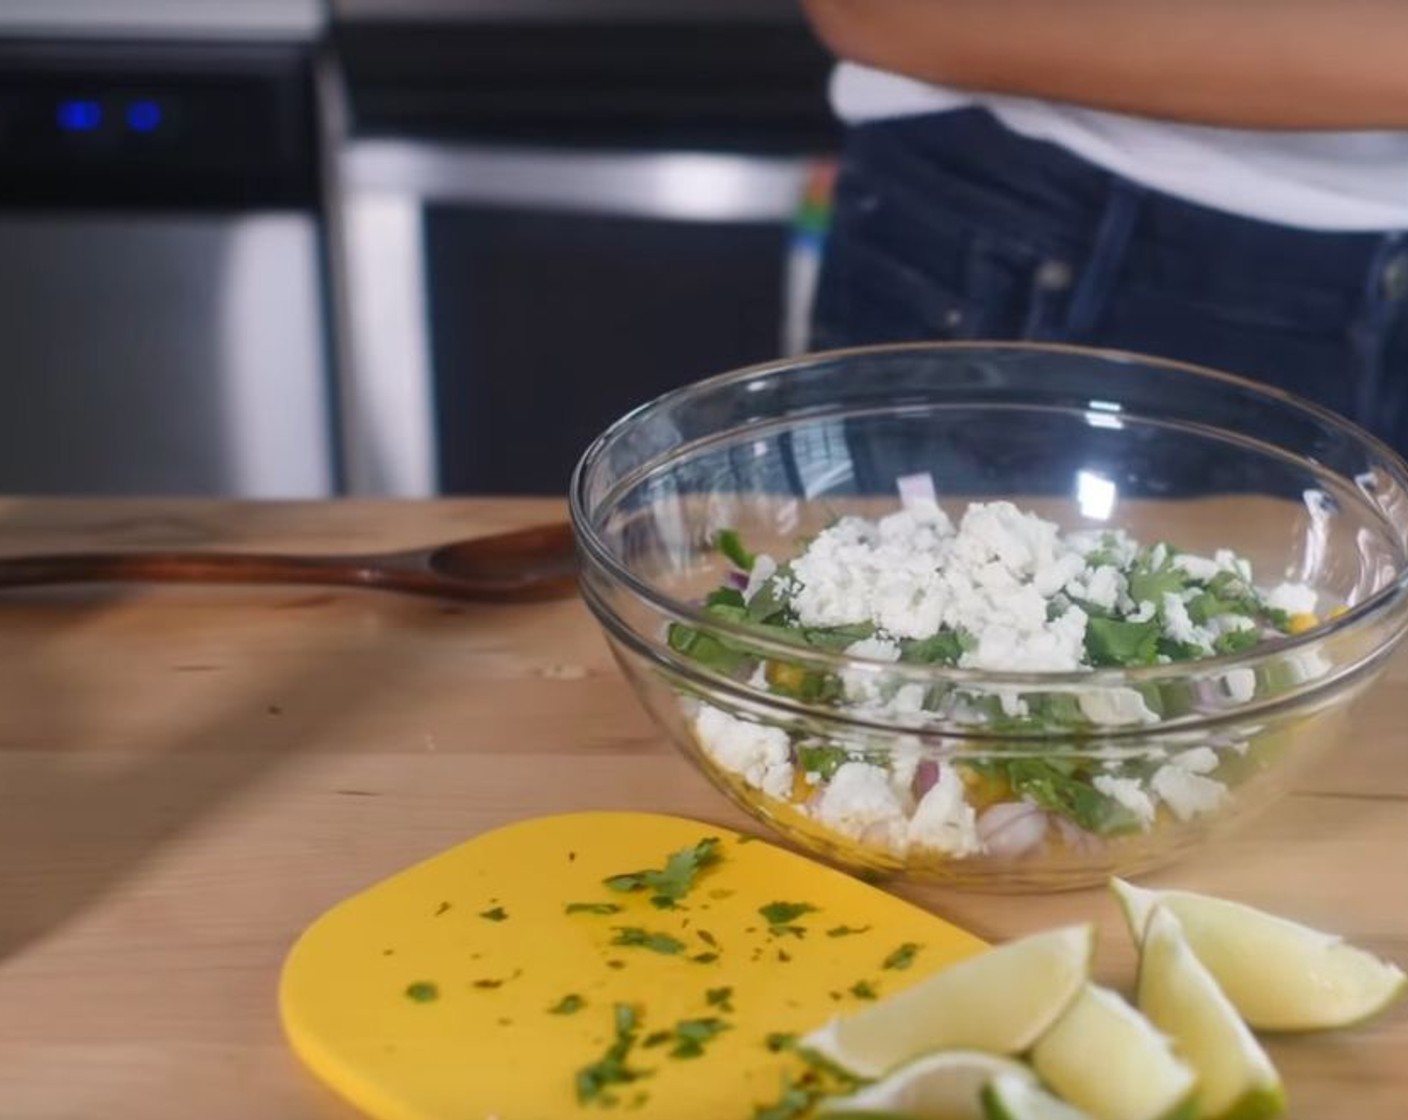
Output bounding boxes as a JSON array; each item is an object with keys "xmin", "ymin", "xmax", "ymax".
[{"xmin": 569, "ymin": 340, "xmax": 1408, "ymax": 690}]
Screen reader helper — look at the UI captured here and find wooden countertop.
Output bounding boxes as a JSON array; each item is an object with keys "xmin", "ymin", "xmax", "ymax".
[{"xmin": 0, "ymin": 499, "xmax": 1402, "ymax": 1119}]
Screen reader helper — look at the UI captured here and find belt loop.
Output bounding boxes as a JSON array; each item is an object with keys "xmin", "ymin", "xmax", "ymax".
[{"xmin": 1065, "ymin": 180, "xmax": 1143, "ymax": 336}]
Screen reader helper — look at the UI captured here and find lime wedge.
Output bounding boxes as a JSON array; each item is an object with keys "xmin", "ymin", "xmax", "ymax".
[
  {"xmin": 1138, "ymin": 906, "xmax": 1285, "ymax": 1120},
  {"xmin": 818, "ymin": 1050, "xmax": 1035, "ymax": 1119},
  {"xmin": 1031, "ymin": 985, "xmax": 1197, "ymax": 1120},
  {"xmin": 1112, "ymin": 878, "xmax": 1406, "ymax": 1030},
  {"xmin": 982, "ymin": 1072, "xmax": 1095, "ymax": 1120},
  {"xmin": 802, "ymin": 924, "xmax": 1094, "ymax": 1078}
]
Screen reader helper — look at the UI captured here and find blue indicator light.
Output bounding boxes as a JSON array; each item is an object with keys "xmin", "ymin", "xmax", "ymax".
[
  {"xmin": 126, "ymin": 100, "xmax": 162, "ymax": 133},
  {"xmin": 56, "ymin": 99, "xmax": 103, "ymax": 132}
]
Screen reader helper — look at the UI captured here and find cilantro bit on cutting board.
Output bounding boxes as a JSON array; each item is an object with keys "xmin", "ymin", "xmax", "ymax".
[
  {"xmin": 478, "ymin": 906, "xmax": 508, "ymax": 922},
  {"xmin": 882, "ymin": 942, "xmax": 922, "ymax": 971},
  {"xmin": 610, "ymin": 927, "xmax": 687, "ymax": 955},
  {"xmin": 403, "ymin": 981, "xmax": 438, "ymax": 1003},
  {"xmin": 603, "ymin": 837, "xmax": 722, "ymax": 908}
]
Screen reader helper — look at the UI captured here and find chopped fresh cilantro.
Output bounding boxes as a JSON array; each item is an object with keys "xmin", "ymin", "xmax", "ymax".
[
  {"xmin": 849, "ymin": 980, "xmax": 878, "ymax": 1000},
  {"xmin": 897, "ymin": 627, "xmax": 972, "ymax": 665},
  {"xmin": 1215, "ymin": 627, "xmax": 1262, "ymax": 655},
  {"xmin": 478, "ymin": 906, "xmax": 508, "ymax": 922},
  {"xmin": 706, "ymin": 986, "xmax": 734, "ymax": 1012},
  {"xmin": 751, "ymin": 1084, "xmax": 814, "ymax": 1120},
  {"xmin": 764, "ymin": 1032, "xmax": 797, "ymax": 1053},
  {"xmin": 575, "ymin": 1003, "xmax": 651, "ymax": 1106},
  {"xmin": 473, "ymin": 978, "xmax": 504, "ymax": 990},
  {"xmin": 881, "ymin": 942, "xmax": 921, "ymax": 971},
  {"xmin": 796, "ymin": 743, "xmax": 850, "ymax": 781},
  {"xmin": 610, "ymin": 927, "xmax": 686, "ymax": 955},
  {"xmin": 692, "ymin": 952, "xmax": 719, "ymax": 964},
  {"xmin": 758, "ymin": 902, "xmax": 816, "ymax": 927},
  {"xmin": 713, "ymin": 528, "xmax": 755, "ymax": 572},
  {"xmin": 565, "ymin": 902, "xmax": 622, "ymax": 915},
  {"xmin": 1127, "ymin": 545, "xmax": 1187, "ymax": 604},
  {"xmin": 826, "ymin": 925, "xmax": 871, "ymax": 938},
  {"xmin": 549, "ymin": 993, "xmax": 585, "ymax": 1015},
  {"xmin": 1085, "ymin": 616, "xmax": 1161, "ymax": 667},
  {"xmin": 604, "ymin": 837, "xmax": 721, "ymax": 907},
  {"xmin": 705, "ymin": 586, "xmax": 747, "ymax": 610},
  {"xmin": 697, "ymin": 930, "xmax": 718, "ymax": 948},
  {"xmin": 983, "ymin": 758, "xmax": 1142, "ymax": 836},
  {"xmin": 433, "ymin": 901, "xmax": 451, "ymax": 917},
  {"xmin": 404, "ymin": 981, "xmax": 438, "ymax": 1003}
]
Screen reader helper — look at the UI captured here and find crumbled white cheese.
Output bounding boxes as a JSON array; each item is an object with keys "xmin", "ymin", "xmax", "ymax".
[
  {"xmin": 1222, "ymin": 668, "xmax": 1257, "ymax": 703},
  {"xmin": 907, "ymin": 765, "xmax": 982, "ymax": 856},
  {"xmin": 1081, "ymin": 564, "xmax": 1126, "ymax": 611},
  {"xmin": 1151, "ymin": 764, "xmax": 1228, "ymax": 821},
  {"xmin": 1266, "ymin": 582, "xmax": 1317, "ymax": 616},
  {"xmin": 692, "ymin": 704, "xmax": 793, "ymax": 800},
  {"xmin": 1093, "ymin": 775, "xmax": 1157, "ymax": 827},
  {"xmin": 1129, "ymin": 599, "xmax": 1157, "ymax": 623},
  {"xmin": 810, "ymin": 761, "xmax": 910, "ymax": 853},
  {"xmin": 787, "ymin": 502, "xmax": 1092, "ymax": 671},
  {"xmin": 743, "ymin": 553, "xmax": 778, "ymax": 602},
  {"xmin": 1077, "ymin": 686, "xmax": 1160, "ymax": 727},
  {"xmin": 846, "ymin": 637, "xmax": 901, "ymax": 662},
  {"xmin": 1170, "ymin": 746, "xmax": 1221, "ymax": 774},
  {"xmin": 1161, "ymin": 592, "xmax": 1213, "ymax": 651}
]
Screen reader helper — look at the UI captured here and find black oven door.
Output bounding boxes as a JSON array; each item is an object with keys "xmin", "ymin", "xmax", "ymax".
[{"xmin": 331, "ymin": 12, "xmax": 837, "ymax": 495}]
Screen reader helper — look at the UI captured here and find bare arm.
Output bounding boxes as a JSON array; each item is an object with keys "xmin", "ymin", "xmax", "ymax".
[{"xmin": 802, "ymin": 0, "xmax": 1408, "ymax": 129}]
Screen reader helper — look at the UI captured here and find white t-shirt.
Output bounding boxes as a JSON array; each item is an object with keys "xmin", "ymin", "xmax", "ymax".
[{"xmin": 832, "ymin": 62, "xmax": 1408, "ymax": 232}]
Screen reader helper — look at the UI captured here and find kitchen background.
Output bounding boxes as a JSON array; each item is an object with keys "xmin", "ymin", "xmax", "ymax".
[{"xmin": 0, "ymin": 0, "xmax": 839, "ymax": 496}]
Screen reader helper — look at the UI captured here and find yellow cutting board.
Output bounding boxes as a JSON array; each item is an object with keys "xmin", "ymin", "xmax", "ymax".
[{"xmin": 280, "ymin": 811, "xmax": 987, "ymax": 1120}]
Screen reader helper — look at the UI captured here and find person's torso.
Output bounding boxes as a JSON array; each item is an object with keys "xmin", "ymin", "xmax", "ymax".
[{"xmin": 832, "ymin": 63, "xmax": 1408, "ymax": 232}]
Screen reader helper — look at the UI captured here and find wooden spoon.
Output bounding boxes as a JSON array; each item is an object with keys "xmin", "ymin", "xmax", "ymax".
[{"xmin": 0, "ymin": 521, "xmax": 578, "ymax": 603}]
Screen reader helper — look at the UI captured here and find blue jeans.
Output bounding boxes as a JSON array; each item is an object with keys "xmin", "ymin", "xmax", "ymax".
[{"xmin": 811, "ymin": 108, "xmax": 1408, "ymax": 458}]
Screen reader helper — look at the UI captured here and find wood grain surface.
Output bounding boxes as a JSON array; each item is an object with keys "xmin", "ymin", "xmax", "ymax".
[{"xmin": 0, "ymin": 498, "xmax": 1402, "ymax": 1119}]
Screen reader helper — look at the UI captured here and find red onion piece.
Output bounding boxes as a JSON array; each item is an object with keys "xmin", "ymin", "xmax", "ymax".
[
  {"xmin": 976, "ymin": 800, "xmax": 1048, "ymax": 857},
  {"xmin": 912, "ymin": 759, "xmax": 940, "ymax": 800}
]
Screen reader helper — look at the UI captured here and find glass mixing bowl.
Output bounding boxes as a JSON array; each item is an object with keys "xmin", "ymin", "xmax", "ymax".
[{"xmin": 569, "ymin": 343, "xmax": 1408, "ymax": 890}]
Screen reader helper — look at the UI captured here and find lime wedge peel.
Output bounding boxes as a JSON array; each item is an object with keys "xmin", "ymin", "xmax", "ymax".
[
  {"xmin": 817, "ymin": 1049, "xmax": 1035, "ymax": 1120},
  {"xmin": 1138, "ymin": 905, "xmax": 1285, "ymax": 1120},
  {"xmin": 1112, "ymin": 877, "xmax": 1406, "ymax": 1031},
  {"xmin": 802, "ymin": 924, "xmax": 1095, "ymax": 1079},
  {"xmin": 982, "ymin": 1071, "xmax": 1096, "ymax": 1120}
]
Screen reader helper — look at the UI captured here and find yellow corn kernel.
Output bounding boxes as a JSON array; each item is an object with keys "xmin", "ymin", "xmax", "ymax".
[
  {"xmin": 958, "ymin": 764, "xmax": 1011, "ymax": 808},
  {"xmin": 1287, "ymin": 612, "xmax": 1319, "ymax": 634},
  {"xmin": 765, "ymin": 660, "xmax": 809, "ymax": 695}
]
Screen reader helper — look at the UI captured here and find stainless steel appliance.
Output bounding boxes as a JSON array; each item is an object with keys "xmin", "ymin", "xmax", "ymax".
[
  {"xmin": 0, "ymin": 1, "xmax": 337, "ymax": 496},
  {"xmin": 330, "ymin": 0, "xmax": 836, "ymax": 495}
]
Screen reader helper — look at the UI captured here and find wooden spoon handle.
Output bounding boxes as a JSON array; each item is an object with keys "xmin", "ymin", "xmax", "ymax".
[{"xmin": 0, "ymin": 551, "xmax": 406, "ymax": 594}]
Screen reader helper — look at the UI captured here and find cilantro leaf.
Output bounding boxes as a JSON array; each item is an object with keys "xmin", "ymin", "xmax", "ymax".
[
  {"xmin": 604, "ymin": 837, "xmax": 722, "ymax": 907},
  {"xmin": 764, "ymin": 1032, "xmax": 797, "ymax": 1053},
  {"xmin": 565, "ymin": 902, "xmax": 622, "ymax": 915},
  {"xmin": 549, "ymin": 993, "xmax": 585, "ymax": 1015},
  {"xmin": 404, "ymin": 981, "xmax": 438, "ymax": 1003},
  {"xmin": 796, "ymin": 743, "xmax": 850, "ymax": 781},
  {"xmin": 610, "ymin": 927, "xmax": 686, "ymax": 955},
  {"xmin": 826, "ymin": 925, "xmax": 871, "ymax": 938},
  {"xmin": 991, "ymin": 758, "xmax": 1142, "ymax": 836},
  {"xmin": 1127, "ymin": 545, "xmax": 1188, "ymax": 604},
  {"xmin": 478, "ymin": 906, "xmax": 508, "ymax": 922},
  {"xmin": 705, "ymin": 986, "xmax": 734, "ymax": 1012},
  {"xmin": 849, "ymin": 980, "xmax": 878, "ymax": 1000},
  {"xmin": 881, "ymin": 942, "xmax": 921, "ymax": 971},
  {"xmin": 1085, "ymin": 616, "xmax": 1161, "ymax": 667},
  {"xmin": 897, "ymin": 627, "xmax": 972, "ymax": 665},
  {"xmin": 758, "ymin": 901, "xmax": 816, "ymax": 927},
  {"xmin": 575, "ymin": 1002, "xmax": 651, "ymax": 1105},
  {"xmin": 712, "ymin": 529, "xmax": 755, "ymax": 572}
]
